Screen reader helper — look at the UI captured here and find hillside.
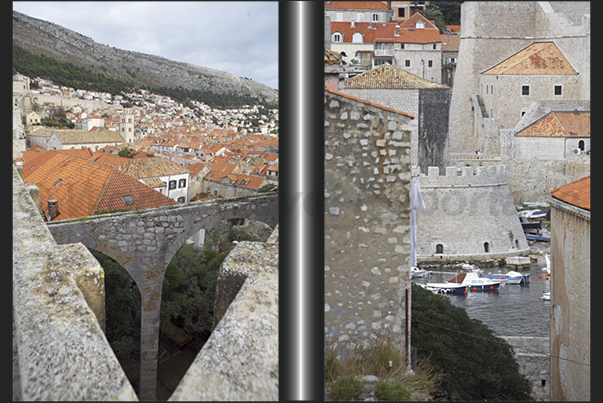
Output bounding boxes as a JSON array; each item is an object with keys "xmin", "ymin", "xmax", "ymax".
[{"xmin": 13, "ymin": 10, "xmax": 278, "ymax": 107}]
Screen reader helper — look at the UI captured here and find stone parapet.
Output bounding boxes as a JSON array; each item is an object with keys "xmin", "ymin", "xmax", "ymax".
[
  {"xmin": 12, "ymin": 166, "xmax": 137, "ymax": 400},
  {"xmin": 170, "ymin": 235, "xmax": 279, "ymax": 401}
]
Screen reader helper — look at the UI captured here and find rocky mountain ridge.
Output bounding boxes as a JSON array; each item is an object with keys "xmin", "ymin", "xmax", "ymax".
[{"xmin": 13, "ymin": 10, "xmax": 278, "ymax": 104}]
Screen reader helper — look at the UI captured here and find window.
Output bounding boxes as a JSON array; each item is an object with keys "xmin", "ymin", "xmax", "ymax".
[
  {"xmin": 372, "ymin": 13, "xmax": 379, "ymax": 22},
  {"xmin": 352, "ymin": 32, "xmax": 363, "ymax": 43},
  {"xmin": 484, "ymin": 242, "xmax": 490, "ymax": 253},
  {"xmin": 177, "ymin": 196, "xmax": 186, "ymax": 203},
  {"xmin": 486, "ymin": 85, "xmax": 489, "ymax": 95},
  {"xmin": 169, "ymin": 180, "xmax": 176, "ymax": 190},
  {"xmin": 213, "ymin": 190, "xmax": 218, "ymax": 196},
  {"xmin": 428, "ymin": 60, "xmax": 433, "ymax": 67},
  {"xmin": 522, "ymin": 85, "xmax": 530, "ymax": 96},
  {"xmin": 578, "ymin": 140, "xmax": 585, "ymax": 151},
  {"xmin": 178, "ymin": 178, "xmax": 187, "ymax": 188},
  {"xmin": 332, "ymin": 33, "xmax": 342, "ymax": 43},
  {"xmin": 435, "ymin": 244, "xmax": 444, "ymax": 254},
  {"xmin": 398, "ymin": 7, "xmax": 405, "ymax": 18},
  {"xmin": 490, "ymin": 85, "xmax": 493, "ymax": 94},
  {"xmin": 405, "ymin": 60, "xmax": 411, "ymax": 67},
  {"xmin": 433, "ymin": 44, "xmax": 437, "ymax": 50},
  {"xmin": 122, "ymin": 195, "xmax": 134, "ymax": 204},
  {"xmin": 416, "ymin": 20, "xmax": 425, "ymax": 29},
  {"xmin": 554, "ymin": 85, "xmax": 562, "ymax": 95}
]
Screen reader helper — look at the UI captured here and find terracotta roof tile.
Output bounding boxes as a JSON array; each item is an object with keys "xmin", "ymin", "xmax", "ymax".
[
  {"xmin": 344, "ymin": 63, "xmax": 449, "ymax": 89},
  {"xmin": 119, "ymin": 157, "xmax": 191, "ymax": 179},
  {"xmin": 551, "ymin": 176, "xmax": 590, "ymax": 210},
  {"xmin": 330, "ymin": 21, "xmax": 440, "ymax": 44},
  {"xmin": 516, "ymin": 112, "xmax": 590, "ymax": 137},
  {"xmin": 22, "ymin": 151, "xmax": 176, "ymax": 220},
  {"xmin": 482, "ymin": 41, "xmax": 577, "ymax": 75},
  {"xmin": 325, "ymin": 1, "xmax": 389, "ymax": 10}
]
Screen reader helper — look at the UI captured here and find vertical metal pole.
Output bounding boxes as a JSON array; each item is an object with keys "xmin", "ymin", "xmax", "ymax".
[{"xmin": 279, "ymin": 2, "xmax": 324, "ymax": 400}]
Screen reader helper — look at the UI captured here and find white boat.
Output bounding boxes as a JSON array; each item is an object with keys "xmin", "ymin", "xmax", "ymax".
[
  {"xmin": 541, "ymin": 290, "xmax": 550, "ymax": 301},
  {"xmin": 541, "ymin": 254, "xmax": 551, "ymax": 274},
  {"xmin": 418, "ymin": 282, "xmax": 467, "ymax": 295},
  {"xmin": 448, "ymin": 272, "xmax": 502, "ymax": 291},
  {"xmin": 461, "ymin": 263, "xmax": 483, "ymax": 273},
  {"xmin": 483, "ymin": 270, "xmax": 529, "ymax": 284},
  {"xmin": 411, "ymin": 266, "xmax": 429, "ymax": 278}
]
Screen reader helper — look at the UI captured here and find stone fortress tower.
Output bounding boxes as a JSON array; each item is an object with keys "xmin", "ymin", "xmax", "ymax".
[{"xmin": 448, "ymin": 1, "xmax": 590, "ymax": 159}]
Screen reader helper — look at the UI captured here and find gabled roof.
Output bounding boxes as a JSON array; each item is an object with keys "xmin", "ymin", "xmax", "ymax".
[
  {"xmin": 344, "ymin": 63, "xmax": 449, "ymax": 89},
  {"xmin": 551, "ymin": 176, "xmax": 590, "ymax": 211},
  {"xmin": 325, "ymin": 1, "xmax": 389, "ymax": 11},
  {"xmin": 515, "ymin": 111, "xmax": 590, "ymax": 137},
  {"xmin": 119, "ymin": 157, "xmax": 191, "ymax": 179},
  {"xmin": 481, "ymin": 41, "xmax": 577, "ymax": 75},
  {"xmin": 399, "ymin": 12, "xmax": 437, "ymax": 30},
  {"xmin": 22, "ymin": 151, "xmax": 177, "ymax": 220},
  {"xmin": 330, "ymin": 21, "xmax": 440, "ymax": 44},
  {"xmin": 27, "ymin": 127, "xmax": 125, "ymax": 144}
]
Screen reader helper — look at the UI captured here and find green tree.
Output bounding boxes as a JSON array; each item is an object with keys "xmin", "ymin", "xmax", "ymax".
[
  {"xmin": 118, "ymin": 148, "xmax": 134, "ymax": 158},
  {"xmin": 411, "ymin": 284, "xmax": 532, "ymax": 400},
  {"xmin": 418, "ymin": 6, "xmax": 448, "ymax": 33},
  {"xmin": 160, "ymin": 244, "xmax": 228, "ymax": 340}
]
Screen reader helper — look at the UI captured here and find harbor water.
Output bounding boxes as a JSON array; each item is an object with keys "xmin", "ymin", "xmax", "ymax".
[{"xmin": 414, "ymin": 264, "xmax": 551, "ymax": 337}]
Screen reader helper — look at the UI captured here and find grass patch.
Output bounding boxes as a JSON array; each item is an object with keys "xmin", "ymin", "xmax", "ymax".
[
  {"xmin": 375, "ymin": 380, "xmax": 412, "ymax": 401},
  {"xmin": 330, "ymin": 376, "xmax": 363, "ymax": 401}
]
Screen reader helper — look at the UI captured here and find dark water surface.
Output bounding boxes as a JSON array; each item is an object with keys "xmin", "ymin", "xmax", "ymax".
[{"xmin": 415, "ymin": 264, "xmax": 551, "ymax": 337}]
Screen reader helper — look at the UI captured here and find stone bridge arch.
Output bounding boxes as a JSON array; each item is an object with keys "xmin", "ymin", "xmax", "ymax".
[{"xmin": 46, "ymin": 193, "xmax": 278, "ymax": 400}]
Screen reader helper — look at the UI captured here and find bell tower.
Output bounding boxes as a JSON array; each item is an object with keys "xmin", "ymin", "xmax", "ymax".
[{"xmin": 120, "ymin": 108, "xmax": 135, "ymax": 143}]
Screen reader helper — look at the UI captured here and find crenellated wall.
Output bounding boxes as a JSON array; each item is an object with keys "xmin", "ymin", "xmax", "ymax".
[{"xmin": 416, "ymin": 164, "xmax": 529, "ymax": 262}]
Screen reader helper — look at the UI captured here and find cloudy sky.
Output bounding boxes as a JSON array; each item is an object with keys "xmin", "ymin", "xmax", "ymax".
[{"xmin": 13, "ymin": 2, "xmax": 279, "ymax": 90}]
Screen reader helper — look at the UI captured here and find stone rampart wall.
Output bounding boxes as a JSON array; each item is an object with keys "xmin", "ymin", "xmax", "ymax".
[
  {"xmin": 501, "ymin": 336, "xmax": 550, "ymax": 400},
  {"xmin": 416, "ymin": 165, "xmax": 529, "ymax": 261},
  {"xmin": 169, "ymin": 228, "xmax": 279, "ymax": 401},
  {"xmin": 324, "ymin": 89, "xmax": 413, "ymax": 355},
  {"xmin": 12, "ymin": 166, "xmax": 137, "ymax": 400}
]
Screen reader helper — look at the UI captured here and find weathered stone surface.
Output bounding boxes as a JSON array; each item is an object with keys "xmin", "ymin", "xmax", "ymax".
[
  {"xmin": 324, "ymin": 89, "xmax": 413, "ymax": 355},
  {"xmin": 170, "ymin": 237, "xmax": 279, "ymax": 401},
  {"xmin": 13, "ymin": 167, "xmax": 137, "ymax": 400}
]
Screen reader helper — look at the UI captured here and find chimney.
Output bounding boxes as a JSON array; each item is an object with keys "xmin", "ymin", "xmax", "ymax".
[
  {"xmin": 47, "ymin": 200, "xmax": 59, "ymax": 220},
  {"xmin": 351, "ymin": 20, "xmax": 355, "ymax": 28},
  {"xmin": 394, "ymin": 24, "xmax": 401, "ymax": 36}
]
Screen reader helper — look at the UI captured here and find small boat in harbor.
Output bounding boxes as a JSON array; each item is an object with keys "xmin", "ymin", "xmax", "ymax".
[
  {"xmin": 483, "ymin": 270, "xmax": 530, "ymax": 284},
  {"xmin": 411, "ymin": 266, "xmax": 429, "ymax": 279},
  {"xmin": 418, "ymin": 282, "xmax": 468, "ymax": 295},
  {"xmin": 541, "ymin": 254, "xmax": 551, "ymax": 274},
  {"xmin": 541, "ymin": 290, "xmax": 550, "ymax": 301},
  {"xmin": 448, "ymin": 272, "xmax": 502, "ymax": 291},
  {"xmin": 461, "ymin": 263, "xmax": 483, "ymax": 273}
]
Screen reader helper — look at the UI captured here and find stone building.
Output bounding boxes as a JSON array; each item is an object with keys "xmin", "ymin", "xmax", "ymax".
[
  {"xmin": 342, "ymin": 62, "xmax": 450, "ymax": 173},
  {"xmin": 548, "ymin": 176, "xmax": 590, "ymax": 401},
  {"xmin": 26, "ymin": 127, "xmax": 126, "ymax": 151},
  {"xmin": 324, "ymin": 1, "xmax": 393, "ymax": 24},
  {"xmin": 324, "ymin": 88, "xmax": 414, "ymax": 360},
  {"xmin": 328, "ymin": 12, "xmax": 441, "ymax": 81},
  {"xmin": 502, "ymin": 110, "xmax": 590, "ymax": 203},
  {"xmin": 448, "ymin": 1, "xmax": 590, "ymax": 159}
]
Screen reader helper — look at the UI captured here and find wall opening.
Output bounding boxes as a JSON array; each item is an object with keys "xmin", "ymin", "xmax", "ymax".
[
  {"xmin": 89, "ymin": 248, "xmax": 141, "ymax": 396},
  {"xmin": 436, "ymin": 244, "xmax": 444, "ymax": 254},
  {"xmin": 578, "ymin": 140, "xmax": 585, "ymax": 151},
  {"xmin": 484, "ymin": 242, "xmax": 490, "ymax": 253}
]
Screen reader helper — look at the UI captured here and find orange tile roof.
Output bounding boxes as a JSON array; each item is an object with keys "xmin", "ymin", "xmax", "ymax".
[
  {"xmin": 482, "ymin": 41, "xmax": 577, "ymax": 75},
  {"xmin": 22, "ymin": 151, "xmax": 177, "ymax": 220},
  {"xmin": 204, "ymin": 170, "xmax": 267, "ymax": 190},
  {"xmin": 516, "ymin": 112, "xmax": 590, "ymax": 137},
  {"xmin": 345, "ymin": 63, "xmax": 449, "ymax": 89},
  {"xmin": 330, "ymin": 21, "xmax": 440, "ymax": 44},
  {"xmin": 119, "ymin": 157, "xmax": 191, "ymax": 179},
  {"xmin": 325, "ymin": 87, "xmax": 416, "ymax": 119},
  {"xmin": 325, "ymin": 1, "xmax": 390, "ymax": 10},
  {"xmin": 399, "ymin": 12, "xmax": 437, "ymax": 30},
  {"xmin": 551, "ymin": 176, "xmax": 590, "ymax": 211}
]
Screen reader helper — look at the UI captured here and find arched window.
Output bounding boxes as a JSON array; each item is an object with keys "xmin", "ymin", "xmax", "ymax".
[
  {"xmin": 435, "ymin": 244, "xmax": 444, "ymax": 254},
  {"xmin": 352, "ymin": 32, "xmax": 363, "ymax": 43},
  {"xmin": 332, "ymin": 32, "xmax": 343, "ymax": 43},
  {"xmin": 578, "ymin": 140, "xmax": 585, "ymax": 151}
]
